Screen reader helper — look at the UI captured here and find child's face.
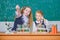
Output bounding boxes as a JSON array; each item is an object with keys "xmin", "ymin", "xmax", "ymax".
[
  {"xmin": 23, "ymin": 7, "xmax": 31, "ymax": 16},
  {"xmin": 36, "ymin": 13, "xmax": 43, "ymax": 21}
]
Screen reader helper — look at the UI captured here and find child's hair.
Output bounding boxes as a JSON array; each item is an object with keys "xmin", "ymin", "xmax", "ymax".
[
  {"xmin": 21, "ymin": 6, "xmax": 33, "ymax": 27},
  {"xmin": 36, "ymin": 10, "xmax": 43, "ymax": 16}
]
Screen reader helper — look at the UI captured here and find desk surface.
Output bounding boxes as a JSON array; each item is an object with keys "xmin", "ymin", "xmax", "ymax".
[
  {"xmin": 0, "ymin": 32, "xmax": 60, "ymax": 36},
  {"xmin": 0, "ymin": 32, "xmax": 60, "ymax": 40}
]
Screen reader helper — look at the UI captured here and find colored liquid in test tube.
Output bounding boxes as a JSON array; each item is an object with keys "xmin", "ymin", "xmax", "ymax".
[
  {"xmin": 24, "ymin": 29, "xmax": 29, "ymax": 32},
  {"xmin": 17, "ymin": 25, "xmax": 22, "ymax": 32}
]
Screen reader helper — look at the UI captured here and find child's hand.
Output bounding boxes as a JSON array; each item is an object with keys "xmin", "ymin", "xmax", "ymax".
[
  {"xmin": 16, "ymin": 5, "xmax": 20, "ymax": 10},
  {"xmin": 37, "ymin": 24, "xmax": 42, "ymax": 27},
  {"xmin": 15, "ymin": 5, "xmax": 21, "ymax": 17}
]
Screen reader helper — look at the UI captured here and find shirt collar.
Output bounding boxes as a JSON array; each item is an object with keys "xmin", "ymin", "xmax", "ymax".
[{"xmin": 36, "ymin": 20, "xmax": 41, "ymax": 23}]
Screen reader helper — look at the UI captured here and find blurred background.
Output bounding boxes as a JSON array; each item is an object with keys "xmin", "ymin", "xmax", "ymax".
[{"xmin": 0, "ymin": 0, "xmax": 60, "ymax": 32}]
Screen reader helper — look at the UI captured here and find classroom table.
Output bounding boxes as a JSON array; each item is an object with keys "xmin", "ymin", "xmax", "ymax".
[{"xmin": 0, "ymin": 32, "xmax": 60, "ymax": 40}]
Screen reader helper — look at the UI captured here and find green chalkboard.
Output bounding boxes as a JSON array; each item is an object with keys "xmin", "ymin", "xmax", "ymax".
[{"xmin": 0, "ymin": 0, "xmax": 60, "ymax": 21}]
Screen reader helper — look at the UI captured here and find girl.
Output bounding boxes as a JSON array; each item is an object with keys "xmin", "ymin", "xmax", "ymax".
[
  {"xmin": 33, "ymin": 10, "xmax": 48, "ymax": 32},
  {"xmin": 11, "ymin": 6, "xmax": 33, "ymax": 32}
]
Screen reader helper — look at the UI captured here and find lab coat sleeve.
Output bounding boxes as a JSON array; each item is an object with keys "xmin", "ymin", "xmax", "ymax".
[
  {"xmin": 44, "ymin": 19, "xmax": 49, "ymax": 26},
  {"xmin": 32, "ymin": 22, "xmax": 37, "ymax": 32}
]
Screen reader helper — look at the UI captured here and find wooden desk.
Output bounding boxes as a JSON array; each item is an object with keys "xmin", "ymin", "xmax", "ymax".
[{"xmin": 0, "ymin": 32, "xmax": 60, "ymax": 40}]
